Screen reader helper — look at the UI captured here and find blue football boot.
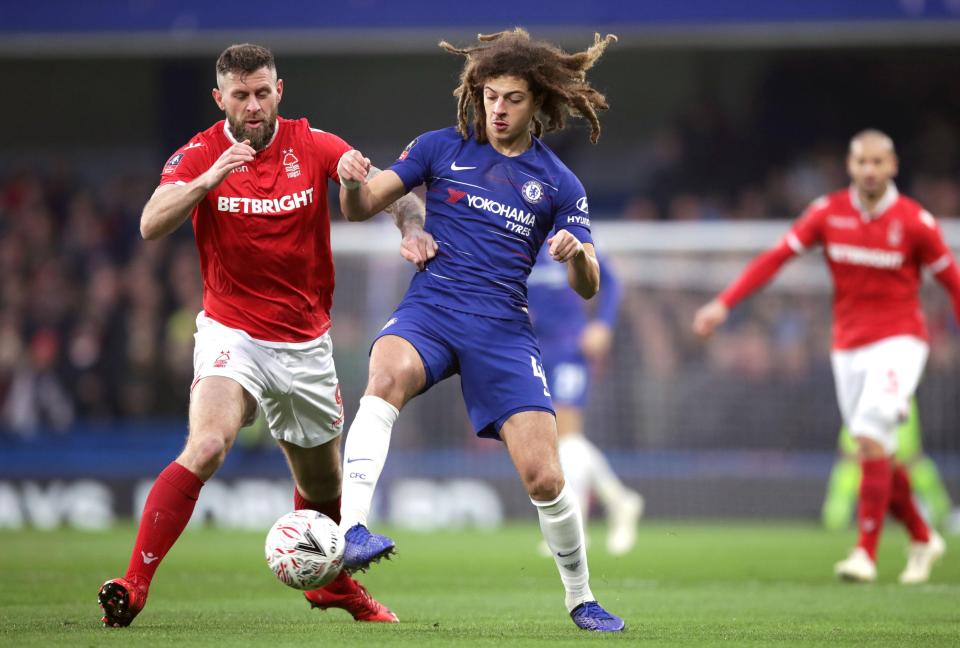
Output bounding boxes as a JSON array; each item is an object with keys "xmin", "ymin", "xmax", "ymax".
[
  {"xmin": 342, "ymin": 524, "xmax": 396, "ymax": 573},
  {"xmin": 570, "ymin": 601, "xmax": 625, "ymax": 632}
]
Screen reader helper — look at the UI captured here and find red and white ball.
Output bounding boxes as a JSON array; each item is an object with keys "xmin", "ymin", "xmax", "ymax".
[{"xmin": 265, "ymin": 510, "xmax": 344, "ymax": 589}]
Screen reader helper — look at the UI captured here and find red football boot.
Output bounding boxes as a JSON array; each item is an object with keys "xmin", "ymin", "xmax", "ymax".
[
  {"xmin": 304, "ymin": 570, "xmax": 398, "ymax": 622},
  {"xmin": 98, "ymin": 577, "xmax": 148, "ymax": 627}
]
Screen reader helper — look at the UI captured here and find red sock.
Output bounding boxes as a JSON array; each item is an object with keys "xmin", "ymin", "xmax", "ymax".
[
  {"xmin": 857, "ymin": 457, "xmax": 892, "ymax": 561},
  {"xmin": 294, "ymin": 488, "xmax": 341, "ymax": 524},
  {"xmin": 888, "ymin": 463, "xmax": 930, "ymax": 543},
  {"xmin": 295, "ymin": 489, "xmax": 352, "ymax": 593},
  {"xmin": 125, "ymin": 462, "xmax": 204, "ymax": 590}
]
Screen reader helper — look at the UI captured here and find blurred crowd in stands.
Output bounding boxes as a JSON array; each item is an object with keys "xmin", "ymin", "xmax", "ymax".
[
  {"xmin": 0, "ymin": 167, "xmax": 200, "ymax": 435},
  {"xmin": 618, "ymin": 110, "xmax": 960, "ymax": 223},
  {"xmin": 2, "ymin": 119, "xmax": 959, "ymax": 444}
]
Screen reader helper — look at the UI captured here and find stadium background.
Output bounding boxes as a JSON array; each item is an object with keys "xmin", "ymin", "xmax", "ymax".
[{"xmin": 2, "ymin": 1, "xmax": 960, "ymax": 531}]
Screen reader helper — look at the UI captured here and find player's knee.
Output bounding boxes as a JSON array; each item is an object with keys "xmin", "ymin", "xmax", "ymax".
[
  {"xmin": 524, "ymin": 466, "xmax": 565, "ymax": 502},
  {"xmin": 855, "ymin": 435, "xmax": 888, "ymax": 459},
  {"xmin": 183, "ymin": 433, "xmax": 233, "ymax": 476},
  {"xmin": 365, "ymin": 366, "xmax": 417, "ymax": 405},
  {"xmin": 856, "ymin": 401, "xmax": 904, "ymax": 444}
]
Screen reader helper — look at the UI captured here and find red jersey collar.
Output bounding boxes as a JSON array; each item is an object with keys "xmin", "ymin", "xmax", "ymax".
[{"xmin": 849, "ymin": 182, "xmax": 898, "ymax": 221}]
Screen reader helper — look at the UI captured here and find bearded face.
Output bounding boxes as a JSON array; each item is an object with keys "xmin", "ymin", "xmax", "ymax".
[
  {"xmin": 226, "ymin": 103, "xmax": 278, "ymax": 151},
  {"xmin": 215, "ymin": 67, "xmax": 283, "ymax": 151}
]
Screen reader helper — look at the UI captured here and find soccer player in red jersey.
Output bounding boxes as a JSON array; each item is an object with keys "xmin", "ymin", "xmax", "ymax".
[
  {"xmin": 97, "ymin": 43, "xmax": 419, "ymax": 627},
  {"xmin": 694, "ymin": 130, "xmax": 960, "ymax": 584}
]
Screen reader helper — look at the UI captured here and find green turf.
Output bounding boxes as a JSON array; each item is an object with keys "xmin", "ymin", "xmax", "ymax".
[{"xmin": 1, "ymin": 523, "xmax": 958, "ymax": 646}]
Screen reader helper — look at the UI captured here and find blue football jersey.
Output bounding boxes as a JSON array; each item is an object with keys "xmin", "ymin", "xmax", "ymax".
[
  {"xmin": 389, "ymin": 127, "xmax": 593, "ymax": 320},
  {"xmin": 527, "ymin": 245, "xmax": 622, "ymax": 344}
]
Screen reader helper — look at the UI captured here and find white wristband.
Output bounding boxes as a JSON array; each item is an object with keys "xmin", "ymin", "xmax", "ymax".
[{"xmin": 337, "ymin": 149, "xmax": 362, "ymax": 190}]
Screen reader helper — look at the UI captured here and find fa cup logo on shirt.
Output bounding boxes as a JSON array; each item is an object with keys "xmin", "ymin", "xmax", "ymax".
[{"xmin": 283, "ymin": 148, "xmax": 301, "ymax": 179}]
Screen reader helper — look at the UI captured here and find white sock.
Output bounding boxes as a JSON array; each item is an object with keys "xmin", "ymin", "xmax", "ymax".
[
  {"xmin": 578, "ymin": 435, "xmax": 628, "ymax": 508},
  {"xmin": 339, "ymin": 395, "xmax": 398, "ymax": 530},
  {"xmin": 532, "ymin": 485, "xmax": 594, "ymax": 611},
  {"xmin": 558, "ymin": 434, "xmax": 592, "ymax": 520}
]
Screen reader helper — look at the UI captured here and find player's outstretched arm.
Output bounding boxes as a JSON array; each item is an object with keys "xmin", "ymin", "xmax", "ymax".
[
  {"xmin": 338, "ymin": 150, "xmax": 408, "ymax": 222},
  {"xmin": 549, "ymin": 231, "xmax": 599, "ymax": 299},
  {"xmin": 141, "ymin": 139, "xmax": 255, "ymax": 240},
  {"xmin": 932, "ymin": 257, "xmax": 960, "ymax": 325},
  {"xmin": 919, "ymin": 214, "xmax": 960, "ymax": 325},
  {"xmin": 693, "ymin": 238, "xmax": 797, "ymax": 337}
]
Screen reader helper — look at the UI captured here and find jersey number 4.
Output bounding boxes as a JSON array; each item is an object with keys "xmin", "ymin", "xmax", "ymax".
[{"xmin": 530, "ymin": 356, "xmax": 551, "ymax": 398}]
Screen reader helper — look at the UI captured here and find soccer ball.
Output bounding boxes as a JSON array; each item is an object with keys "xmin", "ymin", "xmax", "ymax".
[{"xmin": 265, "ymin": 510, "xmax": 344, "ymax": 590}]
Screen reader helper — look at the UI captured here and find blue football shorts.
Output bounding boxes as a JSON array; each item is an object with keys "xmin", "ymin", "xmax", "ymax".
[
  {"xmin": 372, "ymin": 302, "xmax": 554, "ymax": 439},
  {"xmin": 540, "ymin": 340, "xmax": 589, "ymax": 409}
]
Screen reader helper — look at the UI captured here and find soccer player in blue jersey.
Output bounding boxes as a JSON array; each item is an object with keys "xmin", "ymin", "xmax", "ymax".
[
  {"xmin": 334, "ymin": 28, "xmax": 624, "ymax": 632},
  {"xmin": 528, "ymin": 247, "xmax": 644, "ymax": 556}
]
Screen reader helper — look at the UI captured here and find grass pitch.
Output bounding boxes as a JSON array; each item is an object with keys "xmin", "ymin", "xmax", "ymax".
[{"xmin": 1, "ymin": 522, "xmax": 958, "ymax": 647}]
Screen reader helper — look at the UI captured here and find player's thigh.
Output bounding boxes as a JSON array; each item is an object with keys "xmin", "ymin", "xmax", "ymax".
[
  {"xmin": 554, "ymin": 405, "xmax": 584, "ymax": 438},
  {"xmin": 191, "ymin": 314, "xmax": 270, "ymax": 440},
  {"xmin": 368, "ymin": 305, "xmax": 458, "ymax": 407},
  {"xmin": 457, "ymin": 315, "xmax": 554, "ymax": 439},
  {"xmin": 186, "ymin": 376, "xmax": 254, "ymax": 455},
  {"xmin": 368, "ymin": 335, "xmax": 429, "ymax": 405},
  {"xmin": 830, "ymin": 349, "xmax": 863, "ymax": 427},
  {"xmin": 499, "ymin": 410, "xmax": 563, "ymax": 497},
  {"xmin": 192, "ymin": 312, "xmax": 270, "ymax": 425},
  {"xmin": 264, "ymin": 334, "xmax": 344, "ymax": 449},
  {"xmin": 845, "ymin": 336, "xmax": 928, "ymax": 452},
  {"xmin": 857, "ymin": 336, "xmax": 928, "ymax": 419}
]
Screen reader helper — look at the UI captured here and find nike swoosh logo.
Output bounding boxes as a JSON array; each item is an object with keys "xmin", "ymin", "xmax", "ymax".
[
  {"xmin": 346, "ymin": 457, "xmax": 374, "ymax": 464},
  {"xmin": 557, "ymin": 545, "xmax": 581, "ymax": 558},
  {"xmin": 183, "ymin": 142, "xmax": 203, "ymax": 150},
  {"xmin": 450, "ymin": 162, "xmax": 477, "ymax": 171}
]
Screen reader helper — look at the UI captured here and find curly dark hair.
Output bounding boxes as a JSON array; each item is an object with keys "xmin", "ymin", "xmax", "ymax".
[
  {"xmin": 216, "ymin": 43, "xmax": 275, "ymax": 83},
  {"xmin": 439, "ymin": 28, "xmax": 616, "ymax": 144}
]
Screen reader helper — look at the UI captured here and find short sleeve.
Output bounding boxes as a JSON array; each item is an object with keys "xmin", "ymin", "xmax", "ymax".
[
  {"xmin": 915, "ymin": 209, "xmax": 954, "ymax": 272},
  {"xmin": 388, "ymin": 133, "xmax": 433, "ymax": 192},
  {"xmin": 553, "ymin": 172, "xmax": 593, "ymax": 247},
  {"xmin": 158, "ymin": 137, "xmax": 210, "ymax": 186},
  {"xmin": 308, "ymin": 128, "xmax": 352, "ymax": 184},
  {"xmin": 786, "ymin": 196, "xmax": 828, "ymax": 253}
]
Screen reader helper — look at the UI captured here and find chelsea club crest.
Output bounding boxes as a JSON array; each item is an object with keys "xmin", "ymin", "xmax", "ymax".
[{"xmin": 521, "ymin": 180, "xmax": 544, "ymax": 204}]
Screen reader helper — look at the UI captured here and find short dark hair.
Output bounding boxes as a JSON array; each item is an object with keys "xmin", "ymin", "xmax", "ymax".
[
  {"xmin": 439, "ymin": 28, "xmax": 616, "ymax": 144},
  {"xmin": 216, "ymin": 43, "xmax": 275, "ymax": 82}
]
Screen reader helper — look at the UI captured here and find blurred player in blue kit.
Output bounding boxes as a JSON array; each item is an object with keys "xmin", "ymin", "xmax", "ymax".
[
  {"xmin": 332, "ymin": 28, "xmax": 625, "ymax": 631},
  {"xmin": 527, "ymin": 246, "xmax": 643, "ymax": 556}
]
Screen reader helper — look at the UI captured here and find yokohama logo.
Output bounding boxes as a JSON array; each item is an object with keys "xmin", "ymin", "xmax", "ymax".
[
  {"xmin": 826, "ymin": 243, "xmax": 903, "ymax": 269},
  {"xmin": 217, "ymin": 188, "xmax": 314, "ymax": 215},
  {"xmin": 446, "ymin": 189, "xmax": 535, "ymax": 225}
]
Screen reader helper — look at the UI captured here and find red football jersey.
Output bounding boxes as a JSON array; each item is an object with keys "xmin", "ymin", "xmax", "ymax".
[
  {"xmin": 787, "ymin": 185, "xmax": 953, "ymax": 349},
  {"xmin": 159, "ymin": 117, "xmax": 351, "ymax": 342}
]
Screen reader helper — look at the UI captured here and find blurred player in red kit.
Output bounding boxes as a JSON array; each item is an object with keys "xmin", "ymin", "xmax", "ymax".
[
  {"xmin": 97, "ymin": 43, "xmax": 423, "ymax": 627},
  {"xmin": 694, "ymin": 130, "xmax": 959, "ymax": 584}
]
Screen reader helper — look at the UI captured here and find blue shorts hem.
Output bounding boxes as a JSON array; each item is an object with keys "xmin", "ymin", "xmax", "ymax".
[{"xmin": 478, "ymin": 405, "xmax": 556, "ymax": 441}]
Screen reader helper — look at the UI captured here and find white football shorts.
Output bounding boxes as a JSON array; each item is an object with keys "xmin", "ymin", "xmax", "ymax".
[
  {"xmin": 192, "ymin": 312, "xmax": 344, "ymax": 448},
  {"xmin": 830, "ymin": 334, "xmax": 928, "ymax": 455}
]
